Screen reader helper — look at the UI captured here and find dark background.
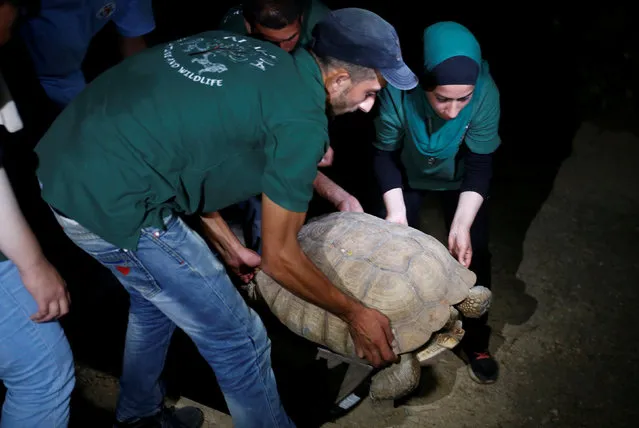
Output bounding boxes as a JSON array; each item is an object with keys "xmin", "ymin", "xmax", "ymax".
[{"xmin": 0, "ymin": 1, "xmax": 636, "ymax": 426}]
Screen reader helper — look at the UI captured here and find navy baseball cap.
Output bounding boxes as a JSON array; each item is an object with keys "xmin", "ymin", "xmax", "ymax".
[{"xmin": 310, "ymin": 8, "xmax": 418, "ymax": 91}]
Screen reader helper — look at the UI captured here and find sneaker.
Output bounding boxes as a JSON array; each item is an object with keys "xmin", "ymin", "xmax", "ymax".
[
  {"xmin": 114, "ymin": 406, "xmax": 204, "ymax": 428},
  {"xmin": 466, "ymin": 351, "xmax": 499, "ymax": 384}
]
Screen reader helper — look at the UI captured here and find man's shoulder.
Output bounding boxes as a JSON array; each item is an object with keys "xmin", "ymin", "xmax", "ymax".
[
  {"xmin": 218, "ymin": 5, "xmax": 247, "ymax": 34},
  {"xmin": 291, "ymin": 49, "xmax": 322, "ymax": 90},
  {"xmin": 152, "ymin": 31, "xmax": 304, "ymax": 102},
  {"xmin": 37, "ymin": 0, "xmax": 124, "ymax": 19},
  {"xmin": 308, "ymin": 0, "xmax": 331, "ymax": 20},
  {"xmin": 169, "ymin": 30, "xmax": 296, "ymax": 72},
  {"xmin": 299, "ymin": 0, "xmax": 330, "ymax": 45}
]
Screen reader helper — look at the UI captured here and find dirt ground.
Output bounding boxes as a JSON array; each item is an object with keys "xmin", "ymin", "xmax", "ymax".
[
  {"xmin": 329, "ymin": 122, "xmax": 639, "ymax": 427},
  {"xmin": 1, "ymin": 3, "xmax": 635, "ymax": 427},
  {"xmin": 66, "ymin": 119, "xmax": 639, "ymax": 427}
]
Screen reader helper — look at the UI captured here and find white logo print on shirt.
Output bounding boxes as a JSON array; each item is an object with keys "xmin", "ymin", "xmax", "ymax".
[{"xmin": 163, "ymin": 35, "xmax": 280, "ymax": 87}]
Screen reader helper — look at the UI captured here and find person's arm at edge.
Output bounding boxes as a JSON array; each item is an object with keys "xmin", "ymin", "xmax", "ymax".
[{"xmin": 0, "ymin": 167, "xmax": 69, "ymax": 322}]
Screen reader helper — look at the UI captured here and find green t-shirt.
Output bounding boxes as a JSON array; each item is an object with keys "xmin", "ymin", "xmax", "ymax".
[
  {"xmin": 36, "ymin": 31, "xmax": 328, "ymax": 250},
  {"xmin": 218, "ymin": 0, "xmax": 330, "ymax": 49},
  {"xmin": 373, "ymin": 66, "xmax": 501, "ymax": 191}
]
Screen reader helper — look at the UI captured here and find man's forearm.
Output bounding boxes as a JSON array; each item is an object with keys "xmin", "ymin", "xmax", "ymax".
[
  {"xmin": 0, "ymin": 168, "xmax": 47, "ymax": 271},
  {"xmin": 263, "ymin": 241, "xmax": 359, "ymax": 321},
  {"xmin": 200, "ymin": 211, "xmax": 244, "ymax": 259},
  {"xmin": 451, "ymin": 191, "xmax": 484, "ymax": 230},
  {"xmin": 313, "ymin": 171, "xmax": 349, "ymax": 207},
  {"xmin": 120, "ymin": 35, "xmax": 147, "ymax": 58},
  {"xmin": 261, "ymin": 194, "xmax": 361, "ymax": 322}
]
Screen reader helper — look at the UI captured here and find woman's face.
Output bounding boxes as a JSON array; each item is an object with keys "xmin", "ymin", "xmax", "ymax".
[{"xmin": 425, "ymin": 84, "xmax": 475, "ymax": 120}]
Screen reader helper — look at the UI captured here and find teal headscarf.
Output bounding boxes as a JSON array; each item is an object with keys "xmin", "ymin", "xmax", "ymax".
[{"xmin": 404, "ymin": 21, "xmax": 486, "ymax": 159}]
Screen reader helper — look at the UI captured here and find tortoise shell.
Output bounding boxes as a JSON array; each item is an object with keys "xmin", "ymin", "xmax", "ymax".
[{"xmin": 254, "ymin": 212, "xmax": 477, "ymax": 356}]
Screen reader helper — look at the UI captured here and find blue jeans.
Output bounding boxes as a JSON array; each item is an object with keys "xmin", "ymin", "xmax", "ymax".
[
  {"xmin": 228, "ymin": 196, "xmax": 262, "ymax": 255},
  {"xmin": 0, "ymin": 260, "xmax": 75, "ymax": 427},
  {"xmin": 53, "ymin": 212, "xmax": 294, "ymax": 428}
]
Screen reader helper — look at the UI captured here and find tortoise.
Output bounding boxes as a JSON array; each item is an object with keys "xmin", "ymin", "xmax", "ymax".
[{"xmin": 247, "ymin": 211, "xmax": 492, "ymax": 401}]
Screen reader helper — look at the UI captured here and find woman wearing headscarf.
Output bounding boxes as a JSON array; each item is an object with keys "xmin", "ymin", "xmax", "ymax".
[{"xmin": 372, "ymin": 21, "xmax": 500, "ymax": 384}]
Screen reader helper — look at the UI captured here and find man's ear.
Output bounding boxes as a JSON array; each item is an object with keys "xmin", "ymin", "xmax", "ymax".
[{"xmin": 325, "ymin": 70, "xmax": 351, "ymax": 95}]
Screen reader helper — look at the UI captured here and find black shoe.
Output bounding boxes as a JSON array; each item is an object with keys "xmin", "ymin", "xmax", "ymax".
[
  {"xmin": 114, "ymin": 406, "xmax": 204, "ymax": 428},
  {"xmin": 466, "ymin": 350, "xmax": 499, "ymax": 384}
]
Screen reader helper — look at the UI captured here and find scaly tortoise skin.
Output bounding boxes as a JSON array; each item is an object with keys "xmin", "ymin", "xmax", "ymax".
[{"xmin": 251, "ymin": 212, "xmax": 491, "ymax": 401}]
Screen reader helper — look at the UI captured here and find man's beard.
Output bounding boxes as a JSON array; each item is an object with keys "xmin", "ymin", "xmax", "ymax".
[{"xmin": 326, "ymin": 86, "xmax": 355, "ymax": 117}]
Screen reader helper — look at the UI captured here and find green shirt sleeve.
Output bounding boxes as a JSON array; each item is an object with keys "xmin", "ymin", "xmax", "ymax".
[
  {"xmin": 465, "ymin": 74, "xmax": 501, "ymax": 154},
  {"xmin": 260, "ymin": 49, "xmax": 329, "ymax": 213},
  {"xmin": 262, "ymin": 120, "xmax": 328, "ymax": 213},
  {"xmin": 260, "ymin": 53, "xmax": 328, "ymax": 213},
  {"xmin": 373, "ymin": 86, "xmax": 406, "ymax": 152}
]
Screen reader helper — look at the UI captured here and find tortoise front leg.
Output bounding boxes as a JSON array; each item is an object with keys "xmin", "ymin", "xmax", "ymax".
[
  {"xmin": 455, "ymin": 285, "xmax": 492, "ymax": 318},
  {"xmin": 369, "ymin": 353, "xmax": 421, "ymax": 402}
]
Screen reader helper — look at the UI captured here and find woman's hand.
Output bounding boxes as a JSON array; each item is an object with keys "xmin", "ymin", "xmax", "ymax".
[
  {"xmin": 385, "ymin": 211, "xmax": 408, "ymax": 225},
  {"xmin": 448, "ymin": 226, "xmax": 472, "ymax": 267},
  {"xmin": 448, "ymin": 191, "xmax": 484, "ymax": 268},
  {"xmin": 383, "ymin": 188, "xmax": 408, "ymax": 225}
]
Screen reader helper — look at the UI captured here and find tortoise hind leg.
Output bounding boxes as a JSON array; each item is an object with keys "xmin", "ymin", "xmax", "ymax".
[{"xmin": 369, "ymin": 354, "xmax": 421, "ymax": 402}]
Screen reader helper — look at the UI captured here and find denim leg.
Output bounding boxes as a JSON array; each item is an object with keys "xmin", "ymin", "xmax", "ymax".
[
  {"xmin": 244, "ymin": 195, "xmax": 263, "ymax": 255},
  {"xmin": 233, "ymin": 196, "xmax": 263, "ymax": 254},
  {"xmin": 52, "ymin": 213, "xmax": 175, "ymax": 422},
  {"xmin": 55, "ymin": 213, "xmax": 294, "ymax": 428},
  {"xmin": 134, "ymin": 218, "xmax": 291, "ymax": 428},
  {"xmin": 116, "ymin": 289, "xmax": 176, "ymax": 422},
  {"xmin": 0, "ymin": 260, "xmax": 75, "ymax": 428}
]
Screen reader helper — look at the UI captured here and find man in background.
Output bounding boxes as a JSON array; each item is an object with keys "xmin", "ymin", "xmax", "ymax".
[
  {"xmin": 19, "ymin": 0, "xmax": 156, "ymax": 108},
  {"xmin": 219, "ymin": 0, "xmax": 363, "ymax": 255},
  {"xmin": 219, "ymin": 0, "xmax": 329, "ymax": 52}
]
